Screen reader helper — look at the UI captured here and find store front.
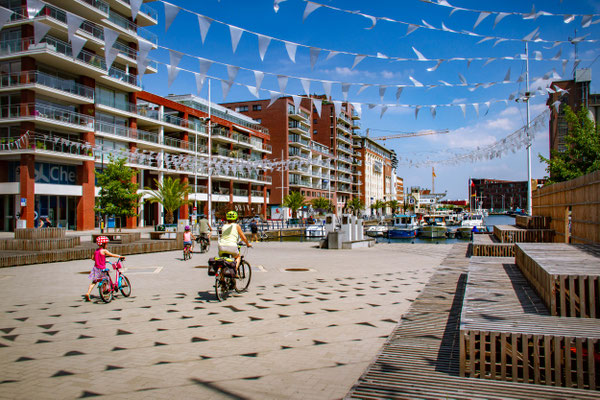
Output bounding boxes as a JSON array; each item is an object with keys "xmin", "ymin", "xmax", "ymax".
[{"xmin": 35, "ymin": 195, "xmax": 77, "ymax": 229}]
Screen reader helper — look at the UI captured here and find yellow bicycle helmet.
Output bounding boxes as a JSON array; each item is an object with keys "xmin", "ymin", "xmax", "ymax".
[{"xmin": 226, "ymin": 210, "xmax": 238, "ymax": 221}]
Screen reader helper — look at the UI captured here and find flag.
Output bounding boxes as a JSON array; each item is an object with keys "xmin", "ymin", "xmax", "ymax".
[
  {"xmin": 470, "ymin": 180, "xmax": 475, "ymax": 187},
  {"xmin": 432, "ymin": 167, "xmax": 436, "ymax": 178},
  {"xmin": 471, "ymin": 191, "xmax": 477, "ymax": 197}
]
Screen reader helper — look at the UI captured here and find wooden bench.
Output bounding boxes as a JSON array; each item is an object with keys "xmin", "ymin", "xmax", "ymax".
[
  {"xmin": 92, "ymin": 232, "xmax": 140, "ymax": 244},
  {"xmin": 460, "ymin": 258, "xmax": 600, "ymax": 390},
  {"xmin": 516, "ymin": 215, "xmax": 551, "ymax": 230},
  {"xmin": 472, "ymin": 234, "xmax": 515, "ymax": 257},
  {"xmin": 493, "ymin": 225, "xmax": 555, "ymax": 243},
  {"xmin": 516, "ymin": 243, "xmax": 600, "ymax": 318}
]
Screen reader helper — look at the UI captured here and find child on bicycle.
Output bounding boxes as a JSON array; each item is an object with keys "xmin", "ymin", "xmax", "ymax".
[
  {"xmin": 183, "ymin": 225, "xmax": 194, "ymax": 253},
  {"xmin": 218, "ymin": 211, "xmax": 251, "ymax": 273},
  {"xmin": 85, "ymin": 236, "xmax": 124, "ymax": 301}
]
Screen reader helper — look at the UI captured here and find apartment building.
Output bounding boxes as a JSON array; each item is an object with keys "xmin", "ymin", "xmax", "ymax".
[
  {"xmin": 0, "ymin": 1, "xmax": 271, "ymax": 231},
  {"xmin": 222, "ymin": 96, "xmax": 361, "ymax": 215},
  {"xmin": 395, "ymin": 177, "xmax": 404, "ymax": 203}
]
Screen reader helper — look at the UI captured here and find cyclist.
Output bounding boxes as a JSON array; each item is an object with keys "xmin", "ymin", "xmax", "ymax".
[
  {"xmin": 85, "ymin": 236, "xmax": 124, "ymax": 302},
  {"xmin": 198, "ymin": 213, "xmax": 212, "ymax": 246},
  {"xmin": 218, "ymin": 211, "xmax": 251, "ymax": 274},
  {"xmin": 183, "ymin": 225, "xmax": 194, "ymax": 255}
]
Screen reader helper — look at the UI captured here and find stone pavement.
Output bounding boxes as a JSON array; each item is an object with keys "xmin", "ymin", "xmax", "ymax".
[{"xmin": 0, "ymin": 242, "xmax": 452, "ymax": 399}]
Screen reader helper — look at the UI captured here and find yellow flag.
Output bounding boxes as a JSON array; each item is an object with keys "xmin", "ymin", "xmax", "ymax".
[{"xmin": 432, "ymin": 167, "xmax": 436, "ymax": 178}]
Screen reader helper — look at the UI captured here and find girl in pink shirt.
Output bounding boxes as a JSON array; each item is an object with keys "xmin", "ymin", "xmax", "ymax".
[{"xmin": 85, "ymin": 236, "xmax": 123, "ymax": 301}]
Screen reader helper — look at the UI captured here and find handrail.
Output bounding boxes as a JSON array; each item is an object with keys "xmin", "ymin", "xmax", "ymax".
[
  {"xmin": 0, "ymin": 71, "xmax": 94, "ymax": 99},
  {"xmin": 107, "ymin": 10, "xmax": 157, "ymax": 44},
  {"xmin": 2, "ymin": 102, "xmax": 94, "ymax": 128},
  {"xmin": 0, "ymin": 133, "xmax": 93, "ymax": 157}
]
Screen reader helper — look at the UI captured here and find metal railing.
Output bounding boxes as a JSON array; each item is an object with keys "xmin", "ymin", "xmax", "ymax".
[
  {"xmin": 118, "ymin": 0, "xmax": 158, "ymax": 20},
  {"xmin": 96, "ymin": 97, "xmax": 137, "ymax": 113},
  {"xmin": 233, "ymin": 188, "xmax": 249, "ymax": 197},
  {"xmin": 289, "ymin": 134, "xmax": 310, "ymax": 147},
  {"xmin": 288, "ymin": 120, "xmax": 309, "ymax": 133},
  {"xmin": 251, "ymin": 190, "xmax": 264, "ymax": 197},
  {"xmin": 0, "ymin": 71, "xmax": 94, "ymax": 100},
  {"xmin": 96, "ymin": 120, "xmax": 157, "ymax": 143},
  {"xmin": 3, "ymin": 102, "xmax": 95, "ymax": 129},
  {"xmin": 178, "ymin": 100, "xmax": 269, "ymax": 135},
  {"xmin": 0, "ymin": 133, "xmax": 93, "ymax": 157},
  {"xmin": 77, "ymin": 0, "xmax": 110, "ymax": 14},
  {"xmin": 107, "ymin": 10, "xmax": 157, "ymax": 44}
]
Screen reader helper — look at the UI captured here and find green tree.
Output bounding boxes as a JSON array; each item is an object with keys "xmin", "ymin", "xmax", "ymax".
[
  {"xmin": 387, "ymin": 199, "xmax": 400, "ymax": 214},
  {"xmin": 539, "ymin": 106, "xmax": 600, "ymax": 184},
  {"xmin": 347, "ymin": 197, "xmax": 364, "ymax": 216},
  {"xmin": 146, "ymin": 177, "xmax": 190, "ymax": 224},
  {"xmin": 95, "ymin": 156, "xmax": 141, "ymax": 229},
  {"xmin": 310, "ymin": 197, "xmax": 332, "ymax": 215},
  {"xmin": 282, "ymin": 191, "xmax": 305, "ymax": 218},
  {"xmin": 370, "ymin": 199, "xmax": 386, "ymax": 216}
]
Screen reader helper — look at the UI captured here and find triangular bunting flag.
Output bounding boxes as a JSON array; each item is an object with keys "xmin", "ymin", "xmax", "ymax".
[
  {"xmin": 71, "ymin": 35, "xmax": 87, "ymax": 59},
  {"xmin": 267, "ymin": 90, "xmax": 279, "ymax": 107},
  {"xmin": 163, "ymin": 2, "xmax": 180, "ymax": 32},
  {"xmin": 167, "ymin": 65, "xmax": 180, "ymax": 87},
  {"xmin": 34, "ymin": 21, "xmax": 51, "ymax": 45},
  {"xmin": 221, "ymin": 80, "xmax": 233, "ymax": 101},
  {"xmin": 357, "ymin": 84, "xmax": 371, "ymax": 95},
  {"xmin": 380, "ymin": 105, "xmax": 388, "ymax": 119},
  {"xmin": 350, "ymin": 102, "xmax": 361, "ymax": 118},
  {"xmin": 322, "ymin": 81, "xmax": 332, "ymax": 99},
  {"xmin": 378, "ymin": 85, "xmax": 387, "ymax": 102},
  {"xmin": 0, "ymin": 7, "xmax": 13, "ymax": 31},
  {"xmin": 27, "ymin": 0, "xmax": 44, "ymax": 19},
  {"xmin": 430, "ymin": 106, "xmax": 437, "ymax": 119},
  {"xmin": 352, "ymin": 55, "xmax": 366, "ymax": 69},
  {"xmin": 277, "ymin": 75, "xmax": 288, "ymax": 94},
  {"xmin": 395, "ymin": 87, "xmax": 403, "ymax": 101},
  {"xmin": 130, "ymin": 0, "xmax": 144, "ymax": 21},
  {"xmin": 494, "ymin": 12, "xmax": 509, "ymax": 28},
  {"xmin": 194, "ymin": 73, "xmax": 205, "ymax": 95},
  {"xmin": 292, "ymin": 95, "xmax": 302, "ymax": 111},
  {"xmin": 325, "ymin": 51, "xmax": 339, "ymax": 61},
  {"xmin": 341, "ymin": 83, "xmax": 350, "ymax": 101},
  {"xmin": 503, "ymin": 67, "xmax": 511, "ymax": 82},
  {"xmin": 409, "ymin": 76, "xmax": 423, "ymax": 87},
  {"xmin": 300, "ymin": 78, "xmax": 310, "ymax": 96},
  {"xmin": 197, "ymin": 15, "xmax": 212, "ymax": 44},
  {"xmin": 415, "ymin": 106, "xmax": 421, "ymax": 120},
  {"xmin": 473, "ymin": 12, "xmax": 490, "ymax": 29},
  {"xmin": 309, "ymin": 47, "xmax": 320, "ymax": 70},
  {"xmin": 66, "ymin": 12, "xmax": 84, "ymax": 44},
  {"xmin": 313, "ymin": 98, "xmax": 322, "ymax": 117},
  {"xmin": 257, "ymin": 34, "xmax": 271, "ymax": 61},
  {"xmin": 284, "ymin": 42, "xmax": 297, "ymax": 63},
  {"xmin": 137, "ymin": 40, "xmax": 153, "ymax": 74},
  {"xmin": 406, "ymin": 24, "xmax": 419, "ymax": 36},
  {"xmin": 226, "ymin": 65, "xmax": 239, "ymax": 82},
  {"xmin": 303, "ymin": 2, "xmax": 321, "ymax": 22},
  {"xmin": 333, "ymin": 100, "xmax": 342, "ymax": 118},
  {"xmin": 254, "ymin": 70, "xmax": 264, "ymax": 92},
  {"xmin": 246, "ymin": 85, "xmax": 259, "ymax": 98},
  {"xmin": 229, "ymin": 26, "xmax": 243, "ymax": 54}
]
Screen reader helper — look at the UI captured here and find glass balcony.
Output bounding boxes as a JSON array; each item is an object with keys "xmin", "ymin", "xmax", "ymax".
[
  {"xmin": 95, "ymin": 120, "xmax": 158, "ymax": 143},
  {"xmin": 0, "ymin": 71, "xmax": 94, "ymax": 100},
  {"xmin": 107, "ymin": 10, "xmax": 157, "ymax": 44},
  {"xmin": 233, "ymin": 188, "xmax": 249, "ymax": 197},
  {"xmin": 3, "ymin": 102, "xmax": 94, "ymax": 129},
  {"xmin": 0, "ymin": 133, "xmax": 93, "ymax": 157},
  {"xmin": 118, "ymin": 0, "xmax": 158, "ymax": 20},
  {"xmin": 177, "ymin": 99, "xmax": 269, "ymax": 135},
  {"xmin": 289, "ymin": 134, "xmax": 310, "ymax": 147},
  {"xmin": 288, "ymin": 120, "xmax": 310, "ymax": 134},
  {"xmin": 251, "ymin": 190, "xmax": 264, "ymax": 197},
  {"xmin": 78, "ymin": 0, "xmax": 110, "ymax": 15}
]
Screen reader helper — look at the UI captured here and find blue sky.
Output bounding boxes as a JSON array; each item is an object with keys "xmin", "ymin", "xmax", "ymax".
[{"xmin": 140, "ymin": 0, "xmax": 600, "ymax": 199}]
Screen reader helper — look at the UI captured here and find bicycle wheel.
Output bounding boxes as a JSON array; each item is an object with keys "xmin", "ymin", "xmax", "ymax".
[
  {"xmin": 98, "ymin": 280, "xmax": 113, "ymax": 303},
  {"xmin": 215, "ymin": 274, "xmax": 230, "ymax": 301},
  {"xmin": 202, "ymin": 239, "xmax": 210, "ymax": 253},
  {"xmin": 235, "ymin": 260, "xmax": 252, "ymax": 293},
  {"xmin": 119, "ymin": 275, "xmax": 132, "ymax": 297}
]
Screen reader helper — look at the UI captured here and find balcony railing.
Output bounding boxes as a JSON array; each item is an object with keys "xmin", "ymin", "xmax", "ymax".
[
  {"xmin": 107, "ymin": 10, "xmax": 157, "ymax": 44},
  {"xmin": 0, "ymin": 71, "xmax": 94, "ymax": 100},
  {"xmin": 0, "ymin": 133, "xmax": 93, "ymax": 157},
  {"xmin": 288, "ymin": 120, "xmax": 309, "ymax": 133},
  {"xmin": 337, "ymin": 133, "xmax": 352, "ymax": 144},
  {"xmin": 119, "ymin": 0, "xmax": 158, "ymax": 20},
  {"xmin": 96, "ymin": 120, "xmax": 158, "ymax": 143},
  {"xmin": 2, "ymin": 37, "xmax": 140, "ymax": 87},
  {"xmin": 337, "ymin": 113, "xmax": 352, "ymax": 125},
  {"xmin": 289, "ymin": 134, "xmax": 310, "ymax": 147},
  {"xmin": 77, "ymin": 0, "xmax": 110, "ymax": 15},
  {"xmin": 251, "ymin": 190, "xmax": 264, "ymax": 197},
  {"xmin": 96, "ymin": 97, "xmax": 137, "ymax": 113},
  {"xmin": 177, "ymin": 100, "xmax": 269, "ymax": 135},
  {"xmin": 2, "ymin": 102, "xmax": 94, "ymax": 129},
  {"xmin": 233, "ymin": 188, "xmax": 249, "ymax": 197}
]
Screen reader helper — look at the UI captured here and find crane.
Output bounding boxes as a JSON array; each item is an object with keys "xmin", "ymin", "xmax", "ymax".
[{"xmin": 366, "ymin": 128, "xmax": 449, "ymax": 140}]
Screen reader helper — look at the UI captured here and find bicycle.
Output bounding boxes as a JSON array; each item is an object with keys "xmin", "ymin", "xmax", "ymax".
[
  {"xmin": 195, "ymin": 234, "xmax": 211, "ymax": 253},
  {"xmin": 183, "ymin": 242, "xmax": 192, "ymax": 260},
  {"xmin": 213, "ymin": 243, "xmax": 252, "ymax": 301},
  {"xmin": 97, "ymin": 257, "xmax": 132, "ymax": 303}
]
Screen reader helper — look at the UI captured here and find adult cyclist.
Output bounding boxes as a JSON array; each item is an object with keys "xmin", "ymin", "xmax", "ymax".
[
  {"xmin": 218, "ymin": 211, "xmax": 251, "ymax": 274},
  {"xmin": 198, "ymin": 213, "xmax": 211, "ymax": 247}
]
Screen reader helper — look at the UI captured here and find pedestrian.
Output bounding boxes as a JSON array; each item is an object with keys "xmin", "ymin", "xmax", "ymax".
[{"xmin": 249, "ymin": 218, "xmax": 258, "ymax": 242}]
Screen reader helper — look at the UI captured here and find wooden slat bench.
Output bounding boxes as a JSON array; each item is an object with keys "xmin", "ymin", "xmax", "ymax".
[
  {"xmin": 494, "ymin": 225, "xmax": 555, "ymax": 243},
  {"xmin": 472, "ymin": 234, "xmax": 515, "ymax": 257},
  {"xmin": 516, "ymin": 215, "xmax": 552, "ymax": 230},
  {"xmin": 460, "ymin": 258, "xmax": 600, "ymax": 390},
  {"xmin": 92, "ymin": 232, "xmax": 141, "ymax": 244},
  {"xmin": 515, "ymin": 243, "xmax": 600, "ymax": 318},
  {"xmin": 15, "ymin": 228, "xmax": 65, "ymax": 239}
]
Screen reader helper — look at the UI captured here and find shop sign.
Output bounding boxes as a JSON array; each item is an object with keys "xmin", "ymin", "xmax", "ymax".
[{"xmin": 9, "ymin": 162, "xmax": 77, "ymax": 185}]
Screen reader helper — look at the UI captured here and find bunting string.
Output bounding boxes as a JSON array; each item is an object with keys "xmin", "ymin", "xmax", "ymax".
[
  {"xmin": 155, "ymin": 1, "xmax": 593, "ymax": 72},
  {"xmin": 417, "ymin": 0, "xmax": 600, "ymax": 28},
  {"xmin": 273, "ymin": 0, "xmax": 597, "ymax": 45},
  {"xmin": 398, "ymin": 109, "xmax": 550, "ymax": 167}
]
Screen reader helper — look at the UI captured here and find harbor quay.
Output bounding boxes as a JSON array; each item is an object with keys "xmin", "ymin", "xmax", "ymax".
[{"xmin": 0, "ymin": 242, "xmax": 451, "ymax": 399}]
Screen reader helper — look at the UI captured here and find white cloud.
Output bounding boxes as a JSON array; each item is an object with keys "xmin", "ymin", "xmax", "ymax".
[
  {"xmin": 381, "ymin": 70, "xmax": 395, "ymax": 79},
  {"xmin": 452, "ymin": 98, "xmax": 467, "ymax": 104}
]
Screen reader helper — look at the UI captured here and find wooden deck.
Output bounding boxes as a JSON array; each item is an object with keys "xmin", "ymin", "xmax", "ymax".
[
  {"xmin": 516, "ymin": 243, "xmax": 600, "ymax": 318},
  {"xmin": 494, "ymin": 225, "xmax": 555, "ymax": 243},
  {"xmin": 347, "ymin": 244, "xmax": 600, "ymax": 399},
  {"xmin": 472, "ymin": 234, "xmax": 515, "ymax": 257},
  {"xmin": 516, "ymin": 215, "xmax": 552, "ymax": 230},
  {"xmin": 461, "ymin": 258, "xmax": 600, "ymax": 389}
]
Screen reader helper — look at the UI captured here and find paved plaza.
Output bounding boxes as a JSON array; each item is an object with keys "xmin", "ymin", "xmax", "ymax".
[{"xmin": 0, "ymin": 242, "xmax": 452, "ymax": 399}]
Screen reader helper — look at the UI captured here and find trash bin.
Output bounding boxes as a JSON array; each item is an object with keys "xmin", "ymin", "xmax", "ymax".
[{"xmin": 107, "ymin": 217, "xmax": 115, "ymax": 229}]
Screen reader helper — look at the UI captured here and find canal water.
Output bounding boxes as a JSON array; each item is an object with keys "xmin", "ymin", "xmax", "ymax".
[{"xmin": 265, "ymin": 214, "xmax": 516, "ymax": 244}]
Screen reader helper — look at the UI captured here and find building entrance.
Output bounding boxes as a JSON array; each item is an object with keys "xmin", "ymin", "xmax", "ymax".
[{"xmin": 35, "ymin": 195, "xmax": 77, "ymax": 230}]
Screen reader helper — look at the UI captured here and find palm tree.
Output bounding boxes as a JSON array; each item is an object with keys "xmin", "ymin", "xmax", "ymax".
[
  {"xmin": 310, "ymin": 197, "xmax": 332, "ymax": 215},
  {"xmin": 347, "ymin": 197, "xmax": 364, "ymax": 216},
  {"xmin": 282, "ymin": 191, "xmax": 305, "ymax": 218},
  {"xmin": 387, "ymin": 200, "xmax": 400, "ymax": 215},
  {"xmin": 371, "ymin": 199, "xmax": 386, "ymax": 216},
  {"xmin": 146, "ymin": 177, "xmax": 190, "ymax": 224}
]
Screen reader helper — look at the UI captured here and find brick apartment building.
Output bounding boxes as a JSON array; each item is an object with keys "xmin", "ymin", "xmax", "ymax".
[
  {"xmin": 470, "ymin": 178, "xmax": 546, "ymax": 212},
  {"xmin": 222, "ymin": 96, "xmax": 360, "ymax": 215},
  {"xmin": 547, "ymin": 68, "xmax": 599, "ymax": 154},
  {"xmin": 0, "ymin": 1, "xmax": 271, "ymax": 231}
]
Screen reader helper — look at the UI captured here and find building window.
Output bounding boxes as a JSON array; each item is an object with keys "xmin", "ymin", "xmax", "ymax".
[
  {"xmin": 256, "ymin": 119, "xmax": 262, "ymax": 123},
  {"xmin": 236, "ymin": 105, "xmax": 248, "ymax": 112},
  {"xmin": 252, "ymin": 104, "xmax": 262, "ymax": 111},
  {"xmin": 313, "ymin": 130, "xmax": 317, "ymax": 135}
]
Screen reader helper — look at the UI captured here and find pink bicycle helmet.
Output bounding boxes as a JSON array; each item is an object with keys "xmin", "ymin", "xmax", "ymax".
[
  {"xmin": 185, "ymin": 225, "xmax": 190, "ymax": 231},
  {"xmin": 96, "ymin": 236, "xmax": 109, "ymax": 246}
]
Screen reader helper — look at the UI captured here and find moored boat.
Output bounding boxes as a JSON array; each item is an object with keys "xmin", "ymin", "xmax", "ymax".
[
  {"xmin": 418, "ymin": 214, "xmax": 447, "ymax": 238},
  {"xmin": 387, "ymin": 215, "xmax": 418, "ymax": 238},
  {"xmin": 366, "ymin": 225, "xmax": 388, "ymax": 237}
]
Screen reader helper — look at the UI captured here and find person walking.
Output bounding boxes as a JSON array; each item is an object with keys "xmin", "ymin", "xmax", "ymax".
[{"xmin": 249, "ymin": 218, "xmax": 258, "ymax": 242}]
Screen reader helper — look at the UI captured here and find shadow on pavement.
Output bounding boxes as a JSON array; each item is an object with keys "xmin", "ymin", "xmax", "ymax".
[{"xmin": 190, "ymin": 378, "xmax": 249, "ymax": 399}]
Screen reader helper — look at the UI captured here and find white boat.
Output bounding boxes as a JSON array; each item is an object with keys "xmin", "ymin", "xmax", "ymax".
[
  {"xmin": 305, "ymin": 224, "xmax": 326, "ymax": 237},
  {"xmin": 387, "ymin": 215, "xmax": 418, "ymax": 238},
  {"xmin": 457, "ymin": 213, "xmax": 486, "ymax": 238},
  {"xmin": 419, "ymin": 215, "xmax": 447, "ymax": 238},
  {"xmin": 366, "ymin": 225, "xmax": 388, "ymax": 237}
]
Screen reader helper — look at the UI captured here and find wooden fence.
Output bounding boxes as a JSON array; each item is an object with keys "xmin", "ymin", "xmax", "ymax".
[{"xmin": 533, "ymin": 170, "xmax": 600, "ymax": 244}]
